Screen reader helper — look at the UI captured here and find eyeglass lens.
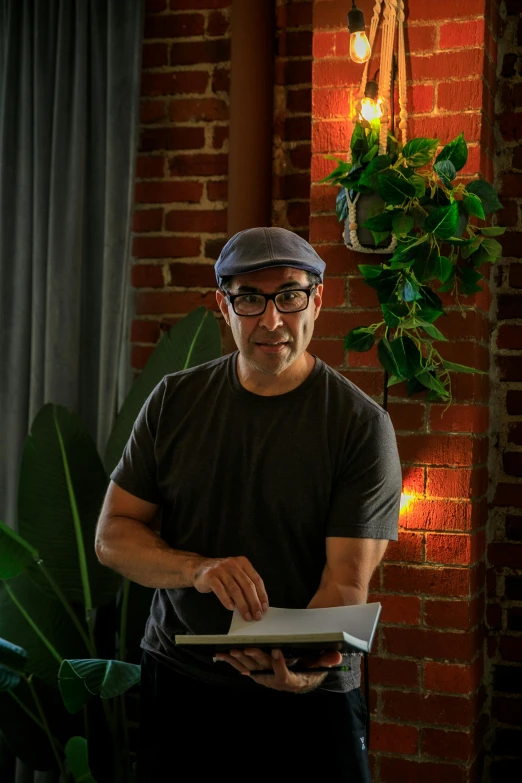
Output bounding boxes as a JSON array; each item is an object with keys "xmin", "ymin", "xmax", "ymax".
[{"xmin": 234, "ymin": 290, "xmax": 309, "ymax": 316}]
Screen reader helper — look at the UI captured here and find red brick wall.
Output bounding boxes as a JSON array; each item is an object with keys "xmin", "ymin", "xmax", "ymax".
[
  {"xmin": 132, "ymin": 0, "xmax": 314, "ymax": 366},
  {"xmin": 310, "ymin": 1, "xmax": 499, "ymax": 780},
  {"xmin": 487, "ymin": 1, "xmax": 522, "ymax": 778}
]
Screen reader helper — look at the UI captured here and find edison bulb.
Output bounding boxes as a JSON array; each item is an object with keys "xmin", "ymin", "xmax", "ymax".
[
  {"xmin": 350, "ymin": 31, "xmax": 371, "ymax": 64},
  {"xmin": 360, "ymin": 96, "xmax": 383, "ymax": 122}
]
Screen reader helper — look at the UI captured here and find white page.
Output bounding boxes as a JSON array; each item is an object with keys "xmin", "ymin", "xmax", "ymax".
[{"xmin": 227, "ymin": 602, "xmax": 380, "ymax": 644}]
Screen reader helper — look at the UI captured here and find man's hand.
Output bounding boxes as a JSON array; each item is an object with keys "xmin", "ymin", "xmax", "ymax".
[
  {"xmin": 193, "ymin": 556, "xmax": 269, "ymax": 621},
  {"xmin": 214, "ymin": 648, "xmax": 343, "ymax": 693}
]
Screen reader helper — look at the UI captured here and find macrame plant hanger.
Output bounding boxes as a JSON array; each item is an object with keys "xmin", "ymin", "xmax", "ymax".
[{"xmin": 346, "ymin": 0, "xmax": 408, "ymax": 254}]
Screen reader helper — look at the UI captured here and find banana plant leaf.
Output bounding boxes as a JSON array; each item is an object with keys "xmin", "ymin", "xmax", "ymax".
[
  {"xmin": 65, "ymin": 736, "xmax": 98, "ymax": 783},
  {"xmin": 59, "ymin": 659, "xmax": 141, "ymax": 714},
  {"xmin": 17, "ymin": 404, "xmax": 122, "ymax": 607},
  {"xmin": 0, "ymin": 638, "xmax": 28, "ymax": 690},
  {"xmin": 0, "ymin": 519, "xmax": 38, "ymax": 579},
  {"xmin": 104, "ymin": 307, "xmax": 221, "ymax": 474},
  {"xmin": 0, "ymin": 571, "xmax": 89, "ymax": 686}
]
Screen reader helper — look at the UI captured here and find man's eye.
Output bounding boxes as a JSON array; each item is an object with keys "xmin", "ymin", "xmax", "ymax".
[
  {"xmin": 243, "ymin": 295, "xmax": 262, "ymax": 304},
  {"xmin": 280, "ymin": 291, "xmax": 298, "ymax": 301}
]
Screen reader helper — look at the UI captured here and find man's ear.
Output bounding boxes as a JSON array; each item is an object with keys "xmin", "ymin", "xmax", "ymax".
[
  {"xmin": 313, "ymin": 284, "xmax": 323, "ymax": 321},
  {"xmin": 216, "ymin": 289, "xmax": 230, "ymax": 326}
]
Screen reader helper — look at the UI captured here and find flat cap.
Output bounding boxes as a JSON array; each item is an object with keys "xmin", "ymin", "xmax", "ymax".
[{"xmin": 215, "ymin": 226, "xmax": 326, "ymax": 286}]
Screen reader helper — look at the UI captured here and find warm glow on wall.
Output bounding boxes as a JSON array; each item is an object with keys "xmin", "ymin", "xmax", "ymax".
[
  {"xmin": 400, "ymin": 494, "xmax": 415, "ymax": 515},
  {"xmin": 360, "ymin": 96, "xmax": 383, "ymax": 122}
]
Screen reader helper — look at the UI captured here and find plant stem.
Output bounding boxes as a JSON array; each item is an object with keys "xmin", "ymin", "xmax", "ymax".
[
  {"xmin": 27, "ymin": 675, "xmax": 67, "ymax": 779},
  {"xmin": 5, "ymin": 582, "xmax": 62, "ymax": 664},
  {"xmin": 37, "ymin": 560, "xmax": 95, "ymax": 657}
]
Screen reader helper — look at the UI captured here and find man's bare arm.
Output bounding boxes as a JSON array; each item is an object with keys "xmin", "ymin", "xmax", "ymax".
[
  {"xmin": 307, "ymin": 537, "xmax": 388, "ymax": 609},
  {"xmin": 95, "ymin": 481, "xmax": 268, "ymax": 620}
]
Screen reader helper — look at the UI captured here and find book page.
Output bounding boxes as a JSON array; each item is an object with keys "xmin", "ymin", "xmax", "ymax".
[{"xmin": 227, "ymin": 602, "xmax": 381, "ymax": 645}]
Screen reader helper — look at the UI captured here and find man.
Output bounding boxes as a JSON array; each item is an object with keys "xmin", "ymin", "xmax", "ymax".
[{"xmin": 95, "ymin": 226, "xmax": 402, "ymax": 781}]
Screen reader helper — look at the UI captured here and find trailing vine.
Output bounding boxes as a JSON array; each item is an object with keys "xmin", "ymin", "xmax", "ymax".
[{"xmin": 322, "ymin": 121, "xmax": 505, "ymax": 403}]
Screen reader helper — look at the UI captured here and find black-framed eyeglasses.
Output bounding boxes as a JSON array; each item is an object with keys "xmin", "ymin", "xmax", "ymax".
[{"xmin": 224, "ymin": 287, "xmax": 316, "ymax": 317}]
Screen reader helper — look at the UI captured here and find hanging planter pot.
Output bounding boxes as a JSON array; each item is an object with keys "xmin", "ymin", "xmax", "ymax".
[{"xmin": 344, "ymin": 190, "xmax": 389, "ymax": 249}]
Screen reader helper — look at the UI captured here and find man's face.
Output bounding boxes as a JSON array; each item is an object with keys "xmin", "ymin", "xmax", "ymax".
[{"xmin": 216, "ymin": 266, "xmax": 323, "ymax": 376}]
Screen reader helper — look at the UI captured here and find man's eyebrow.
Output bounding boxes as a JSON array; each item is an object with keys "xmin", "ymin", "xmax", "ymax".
[{"xmin": 234, "ymin": 280, "xmax": 303, "ymax": 293}]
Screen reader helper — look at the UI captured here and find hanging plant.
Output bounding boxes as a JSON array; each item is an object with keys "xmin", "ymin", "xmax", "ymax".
[{"xmin": 322, "ymin": 122, "xmax": 505, "ymax": 403}]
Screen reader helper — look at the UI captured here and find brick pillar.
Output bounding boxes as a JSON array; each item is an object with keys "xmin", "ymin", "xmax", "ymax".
[{"xmin": 311, "ymin": 1, "xmax": 499, "ymax": 780}]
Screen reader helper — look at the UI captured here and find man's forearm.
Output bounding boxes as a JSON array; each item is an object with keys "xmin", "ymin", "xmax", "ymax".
[
  {"xmin": 95, "ymin": 517, "xmax": 205, "ymax": 589},
  {"xmin": 307, "ymin": 581, "xmax": 367, "ymax": 609}
]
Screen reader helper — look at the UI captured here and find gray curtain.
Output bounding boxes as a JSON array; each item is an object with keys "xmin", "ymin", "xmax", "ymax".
[{"xmin": 0, "ymin": 0, "xmax": 144, "ymax": 780}]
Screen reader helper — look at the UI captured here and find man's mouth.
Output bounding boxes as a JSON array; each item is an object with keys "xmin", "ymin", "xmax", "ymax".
[{"xmin": 255, "ymin": 340, "xmax": 289, "ymax": 353}]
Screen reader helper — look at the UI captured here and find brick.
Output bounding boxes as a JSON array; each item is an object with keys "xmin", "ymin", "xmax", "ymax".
[
  {"xmin": 507, "ymin": 391, "xmax": 522, "ymax": 415},
  {"xmin": 426, "ymin": 532, "xmax": 484, "ymax": 565},
  {"xmin": 169, "ymin": 263, "xmax": 216, "ymax": 288},
  {"xmin": 371, "ymin": 722, "xmax": 419, "ymax": 755},
  {"xmin": 408, "ymin": 84, "xmax": 435, "ymax": 114},
  {"xmin": 494, "ymin": 482, "xmax": 522, "ymax": 505},
  {"xmin": 409, "ymin": 50, "xmax": 484, "ymax": 82},
  {"xmin": 507, "ymin": 607, "xmax": 522, "ymax": 631},
  {"xmin": 429, "ymin": 405, "xmax": 489, "ymax": 434},
  {"xmin": 207, "ymin": 10, "xmax": 229, "ymax": 36},
  {"xmin": 135, "ymin": 181, "xmax": 203, "ymax": 204},
  {"xmin": 368, "ymin": 655, "xmax": 420, "ymax": 687},
  {"xmin": 437, "ymin": 80, "xmax": 484, "ymax": 112},
  {"xmin": 488, "ymin": 543, "xmax": 522, "ymax": 568},
  {"xmin": 426, "ymin": 468, "xmax": 487, "ymax": 500},
  {"xmin": 212, "ymin": 126, "xmax": 228, "ymax": 150},
  {"xmin": 497, "ymin": 325, "xmax": 522, "ymax": 350},
  {"xmin": 146, "ymin": 0, "xmax": 166, "ymax": 10},
  {"xmin": 165, "ymin": 210, "xmax": 227, "ymax": 233},
  {"xmin": 169, "ymin": 153, "xmax": 228, "ymax": 177},
  {"xmin": 140, "ymin": 127, "xmax": 205, "ymax": 151},
  {"xmin": 309, "ymin": 184, "xmax": 337, "ymax": 214},
  {"xmin": 277, "ymin": 2, "xmax": 313, "ymax": 28},
  {"xmin": 169, "ymin": 0, "xmax": 230, "ymax": 8},
  {"xmin": 494, "ymin": 664, "xmax": 522, "ymax": 694},
  {"xmin": 207, "ymin": 180, "xmax": 227, "ymax": 201},
  {"xmin": 308, "ymin": 338, "xmax": 344, "ymax": 367},
  {"xmin": 320, "ymin": 277, "xmax": 344, "ymax": 308},
  {"xmin": 131, "ymin": 319, "xmax": 161, "ymax": 344},
  {"xmin": 396, "ymin": 434, "xmax": 486, "ymax": 467},
  {"xmin": 275, "ymin": 59, "xmax": 312, "ymax": 87},
  {"xmin": 339, "ymin": 369, "xmax": 383, "ymax": 396},
  {"xmin": 370, "ymin": 593, "xmax": 422, "ymax": 624},
  {"xmin": 506, "ymin": 515, "xmax": 522, "ymax": 541},
  {"xmin": 439, "ymin": 19, "xmax": 486, "ymax": 49},
  {"xmin": 383, "ymin": 564, "xmax": 474, "ymax": 597},
  {"xmin": 285, "ymin": 117, "xmax": 312, "ymax": 142},
  {"xmin": 133, "ymin": 209, "xmax": 163, "ymax": 233},
  {"xmin": 501, "ymin": 175, "xmax": 522, "ymax": 199},
  {"xmin": 499, "ymin": 111, "xmax": 522, "ymax": 142},
  {"xmin": 506, "ymin": 576, "xmax": 522, "ymax": 601},
  {"xmin": 142, "ymin": 71, "xmax": 209, "ymax": 97},
  {"xmin": 382, "ymin": 626, "xmax": 480, "ymax": 661},
  {"xmin": 169, "ymin": 98, "xmax": 228, "ymax": 122},
  {"xmin": 492, "ymin": 695, "xmax": 522, "ymax": 724},
  {"xmin": 387, "ymin": 403, "xmax": 425, "ymax": 432},
  {"xmin": 309, "ymin": 214, "xmax": 344, "ymax": 244},
  {"xmin": 501, "ymin": 53, "xmax": 518, "ymax": 79},
  {"xmin": 424, "ymin": 657, "xmax": 482, "ymax": 694},
  {"xmin": 498, "ymin": 293, "xmax": 522, "ymax": 319},
  {"xmin": 287, "ymin": 88, "xmax": 312, "ymax": 114},
  {"xmin": 425, "ymin": 597, "xmax": 484, "ymax": 630},
  {"xmin": 137, "ymin": 290, "xmax": 219, "ymax": 316},
  {"xmin": 348, "ymin": 277, "xmax": 381, "ymax": 309},
  {"xmin": 493, "ymin": 727, "xmax": 522, "ymax": 755},
  {"xmin": 406, "ymin": 0, "xmax": 488, "ymax": 20},
  {"xmin": 501, "ymin": 231, "xmax": 522, "ymax": 259},
  {"xmin": 131, "ymin": 264, "xmax": 164, "ymax": 288},
  {"xmin": 382, "ymin": 689, "xmax": 477, "ymax": 727},
  {"xmin": 422, "ymin": 727, "xmax": 476, "ymax": 761},
  {"xmin": 287, "ymin": 201, "xmax": 311, "ymax": 228},
  {"xmin": 312, "ymin": 88, "xmax": 350, "ymax": 119},
  {"xmin": 508, "ymin": 422, "xmax": 522, "ymax": 445},
  {"xmin": 131, "ymin": 344, "xmax": 154, "ymax": 370},
  {"xmin": 441, "ymin": 310, "xmax": 489, "ymax": 341},
  {"xmin": 384, "ymin": 533, "xmax": 423, "ymax": 564},
  {"xmin": 205, "ymin": 237, "xmax": 226, "ymax": 260},
  {"xmin": 275, "ymin": 174, "xmax": 311, "ymax": 201},
  {"xmin": 498, "ymin": 357, "xmax": 522, "ymax": 382},
  {"xmin": 144, "ymin": 13, "xmax": 205, "ymax": 39},
  {"xmin": 312, "ymin": 59, "xmax": 363, "ymax": 89},
  {"xmin": 140, "ymin": 99, "xmax": 167, "ymax": 124},
  {"xmin": 406, "ymin": 25, "xmax": 437, "ymax": 52},
  {"xmin": 141, "ymin": 42, "xmax": 169, "ymax": 69},
  {"xmin": 313, "ymin": 310, "xmax": 372, "ymax": 339},
  {"xmin": 408, "ymin": 113, "xmax": 482, "ymax": 145},
  {"xmin": 509, "ymin": 264, "xmax": 522, "ymax": 288},
  {"xmin": 498, "ymin": 200, "xmax": 519, "ymax": 226},
  {"xmin": 171, "ymin": 39, "xmax": 230, "ymax": 66},
  {"xmin": 279, "ymin": 30, "xmax": 313, "ymax": 58},
  {"xmin": 402, "ymin": 467, "xmax": 425, "ymax": 496},
  {"xmin": 504, "ymin": 452, "xmax": 522, "ymax": 477},
  {"xmin": 500, "ymin": 636, "xmax": 522, "ymax": 662},
  {"xmin": 132, "ymin": 236, "xmax": 200, "ymax": 259},
  {"xmin": 136, "ymin": 155, "xmax": 164, "ymax": 179},
  {"xmin": 380, "ymin": 758, "xmax": 468, "ymax": 783}
]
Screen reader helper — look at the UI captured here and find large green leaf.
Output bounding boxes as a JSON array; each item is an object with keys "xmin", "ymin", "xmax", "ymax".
[
  {"xmin": 424, "ymin": 203, "xmax": 459, "ymax": 239},
  {"xmin": 359, "ymin": 155, "xmax": 391, "ymax": 190},
  {"xmin": 480, "ymin": 226, "xmax": 506, "ymax": 237},
  {"xmin": 0, "ymin": 519, "xmax": 38, "ymax": 579},
  {"xmin": 362, "ymin": 211, "xmax": 395, "ymax": 233},
  {"xmin": 336, "ymin": 187, "xmax": 348, "ymax": 222},
  {"xmin": 416, "ymin": 371, "xmax": 450, "ymax": 399},
  {"xmin": 400, "ymin": 276, "xmax": 423, "ymax": 302},
  {"xmin": 344, "ymin": 328, "xmax": 375, "ymax": 352},
  {"xmin": 59, "ymin": 659, "xmax": 141, "ymax": 714},
  {"xmin": 378, "ymin": 174, "xmax": 416, "ymax": 205},
  {"xmin": 358, "ymin": 264, "xmax": 383, "ymax": 280},
  {"xmin": 434, "ymin": 160, "xmax": 456, "ymax": 187},
  {"xmin": 389, "ymin": 336, "xmax": 424, "ymax": 378},
  {"xmin": 435, "ymin": 132, "xmax": 468, "ymax": 172},
  {"xmin": 402, "ymin": 137, "xmax": 439, "ymax": 168},
  {"xmin": 466, "ymin": 179, "xmax": 503, "ymax": 215},
  {"xmin": 18, "ymin": 405, "xmax": 120, "ymax": 607},
  {"xmin": 463, "ymin": 194, "xmax": 485, "ymax": 220},
  {"xmin": 392, "ymin": 214, "xmax": 414, "ymax": 238},
  {"xmin": 65, "ymin": 736, "xmax": 98, "ymax": 783},
  {"xmin": 377, "ymin": 338, "xmax": 402, "ymax": 377},
  {"xmin": 382, "ymin": 303, "xmax": 408, "ymax": 327},
  {"xmin": 443, "ymin": 360, "xmax": 487, "ymax": 375},
  {"xmin": 104, "ymin": 307, "xmax": 221, "ymax": 474},
  {"xmin": 0, "ymin": 638, "xmax": 28, "ymax": 690}
]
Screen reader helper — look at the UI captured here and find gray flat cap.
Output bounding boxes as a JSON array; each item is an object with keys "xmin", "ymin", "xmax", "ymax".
[{"xmin": 214, "ymin": 226, "xmax": 326, "ymax": 286}]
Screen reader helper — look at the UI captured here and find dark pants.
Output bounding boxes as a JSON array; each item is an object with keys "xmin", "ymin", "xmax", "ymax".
[{"xmin": 138, "ymin": 650, "xmax": 371, "ymax": 782}]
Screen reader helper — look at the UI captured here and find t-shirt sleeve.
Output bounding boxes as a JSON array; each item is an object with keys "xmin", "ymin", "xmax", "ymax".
[
  {"xmin": 326, "ymin": 411, "xmax": 401, "ymax": 541},
  {"xmin": 109, "ymin": 379, "xmax": 166, "ymax": 504}
]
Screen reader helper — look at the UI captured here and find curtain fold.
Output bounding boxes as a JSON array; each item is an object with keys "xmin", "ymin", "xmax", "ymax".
[{"xmin": 0, "ymin": 0, "xmax": 143, "ymax": 779}]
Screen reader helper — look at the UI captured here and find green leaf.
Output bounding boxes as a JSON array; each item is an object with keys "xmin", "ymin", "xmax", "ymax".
[
  {"xmin": 59, "ymin": 658, "xmax": 141, "ymax": 714},
  {"xmin": 410, "ymin": 175, "xmax": 426, "ymax": 199},
  {"xmin": 416, "ymin": 308, "xmax": 444, "ymax": 323},
  {"xmin": 392, "ymin": 214, "xmax": 414, "ymax": 238},
  {"xmin": 464, "ymin": 194, "xmax": 486, "ymax": 220},
  {"xmin": 461, "ymin": 236, "xmax": 483, "ymax": 260},
  {"xmin": 318, "ymin": 159, "xmax": 352, "ymax": 184},
  {"xmin": 344, "ymin": 327, "xmax": 375, "ymax": 352},
  {"xmin": 419, "ymin": 287, "xmax": 444, "ymax": 311},
  {"xmin": 390, "ymin": 336, "xmax": 424, "ymax": 377},
  {"xmin": 412, "ymin": 245, "xmax": 439, "ymax": 282},
  {"xmin": 424, "ymin": 203, "xmax": 459, "ymax": 239},
  {"xmin": 371, "ymin": 230, "xmax": 391, "ymax": 247},
  {"xmin": 378, "ymin": 173, "xmax": 416, "ymax": 205},
  {"xmin": 105, "ymin": 307, "xmax": 221, "ymax": 474},
  {"xmin": 0, "ymin": 520, "xmax": 38, "ymax": 580},
  {"xmin": 460, "ymin": 267, "xmax": 482, "ymax": 286},
  {"xmin": 482, "ymin": 237, "xmax": 503, "ymax": 261},
  {"xmin": 434, "ymin": 160, "xmax": 457, "ymax": 186},
  {"xmin": 362, "ymin": 211, "xmax": 395, "ymax": 233},
  {"xmin": 402, "ymin": 137, "xmax": 440, "ymax": 168},
  {"xmin": 362, "ymin": 145, "xmax": 379, "ymax": 163},
  {"xmin": 436, "ymin": 256, "xmax": 454, "ymax": 283},
  {"xmin": 359, "ymin": 155, "xmax": 392, "ymax": 189},
  {"xmin": 390, "ymin": 237, "xmax": 429, "ymax": 270},
  {"xmin": 400, "ymin": 276, "xmax": 423, "ymax": 302},
  {"xmin": 442, "ymin": 360, "xmax": 487, "ymax": 375},
  {"xmin": 65, "ymin": 736, "xmax": 98, "ymax": 783},
  {"xmin": 416, "ymin": 371, "xmax": 450, "ymax": 399},
  {"xmin": 466, "ymin": 179, "xmax": 503, "ymax": 215},
  {"xmin": 336, "ymin": 187, "xmax": 348, "ymax": 222},
  {"xmin": 377, "ymin": 338, "xmax": 402, "ymax": 378},
  {"xmin": 436, "ymin": 132, "xmax": 468, "ymax": 172},
  {"xmin": 0, "ymin": 638, "xmax": 28, "ymax": 691},
  {"xmin": 382, "ymin": 302, "xmax": 409, "ymax": 327},
  {"xmin": 420, "ymin": 322, "xmax": 448, "ymax": 341},
  {"xmin": 358, "ymin": 264, "xmax": 383, "ymax": 279},
  {"xmin": 365, "ymin": 269, "xmax": 401, "ymax": 304},
  {"xmin": 480, "ymin": 226, "xmax": 506, "ymax": 236}
]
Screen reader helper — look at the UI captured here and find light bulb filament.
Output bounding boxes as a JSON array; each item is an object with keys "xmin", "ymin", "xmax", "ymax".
[{"xmin": 350, "ymin": 31, "xmax": 371, "ymax": 64}]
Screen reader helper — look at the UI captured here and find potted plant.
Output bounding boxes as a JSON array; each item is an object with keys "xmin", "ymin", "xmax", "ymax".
[
  {"xmin": 322, "ymin": 122, "xmax": 504, "ymax": 402},
  {"xmin": 0, "ymin": 307, "xmax": 222, "ymax": 783}
]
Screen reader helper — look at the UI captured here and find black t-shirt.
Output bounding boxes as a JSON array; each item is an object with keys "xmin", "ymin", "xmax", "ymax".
[{"xmin": 110, "ymin": 352, "xmax": 401, "ymax": 691}]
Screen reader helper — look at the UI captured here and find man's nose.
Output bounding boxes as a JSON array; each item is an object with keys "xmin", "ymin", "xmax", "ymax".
[{"xmin": 258, "ymin": 299, "xmax": 284, "ymax": 330}]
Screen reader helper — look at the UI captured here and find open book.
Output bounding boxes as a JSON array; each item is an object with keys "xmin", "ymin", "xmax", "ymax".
[{"xmin": 175, "ymin": 602, "xmax": 381, "ymax": 656}]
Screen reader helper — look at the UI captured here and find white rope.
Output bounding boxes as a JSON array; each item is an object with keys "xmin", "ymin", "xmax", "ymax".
[{"xmin": 346, "ymin": 0, "xmax": 408, "ymax": 254}]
